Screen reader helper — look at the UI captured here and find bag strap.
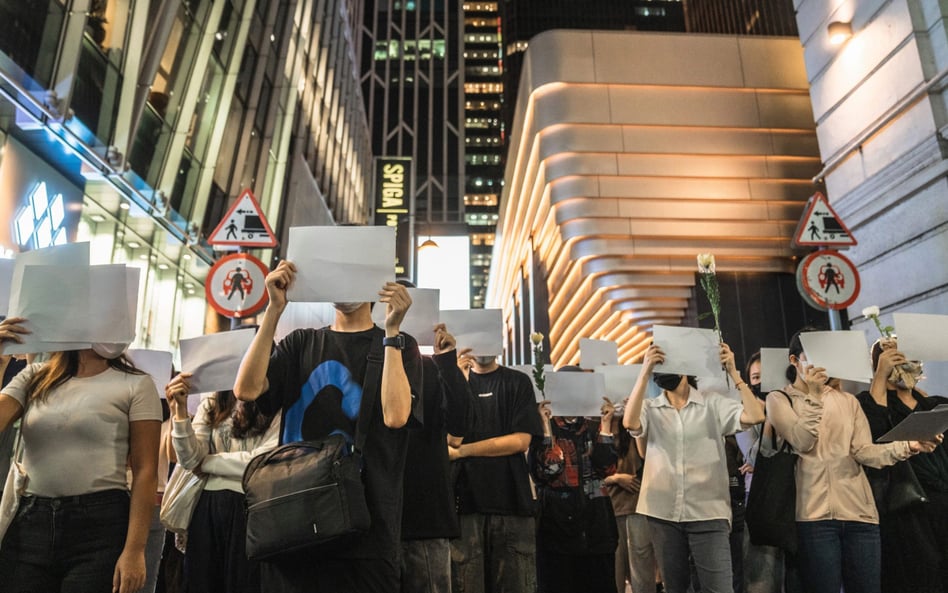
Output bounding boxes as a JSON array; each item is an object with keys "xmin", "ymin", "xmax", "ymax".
[
  {"xmin": 769, "ymin": 390, "xmax": 793, "ymax": 453},
  {"xmin": 354, "ymin": 331, "xmax": 386, "ymax": 455}
]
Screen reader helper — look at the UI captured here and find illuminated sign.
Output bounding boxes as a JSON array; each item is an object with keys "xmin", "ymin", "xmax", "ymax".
[
  {"xmin": 373, "ymin": 157, "xmax": 413, "ymax": 277},
  {"xmin": 15, "ymin": 182, "xmax": 68, "ymax": 249}
]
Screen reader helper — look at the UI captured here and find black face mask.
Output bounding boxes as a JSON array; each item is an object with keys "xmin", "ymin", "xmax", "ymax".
[
  {"xmin": 750, "ymin": 383, "xmax": 763, "ymax": 400},
  {"xmin": 653, "ymin": 373, "xmax": 683, "ymax": 392}
]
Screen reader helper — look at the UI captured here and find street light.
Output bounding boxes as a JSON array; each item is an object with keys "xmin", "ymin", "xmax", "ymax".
[{"xmin": 828, "ymin": 21, "xmax": 853, "ymax": 45}]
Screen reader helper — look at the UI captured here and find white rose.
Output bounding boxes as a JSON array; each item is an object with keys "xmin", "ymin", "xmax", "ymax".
[
  {"xmin": 531, "ymin": 332, "xmax": 544, "ymax": 346},
  {"xmin": 862, "ymin": 306, "xmax": 880, "ymax": 318},
  {"xmin": 697, "ymin": 253, "xmax": 716, "ymax": 273}
]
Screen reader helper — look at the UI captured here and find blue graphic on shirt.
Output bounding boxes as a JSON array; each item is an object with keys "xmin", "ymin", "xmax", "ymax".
[{"xmin": 283, "ymin": 360, "xmax": 362, "ymax": 443}]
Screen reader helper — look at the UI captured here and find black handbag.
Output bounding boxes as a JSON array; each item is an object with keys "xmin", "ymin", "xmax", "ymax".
[
  {"xmin": 745, "ymin": 390, "xmax": 798, "ymax": 554},
  {"xmin": 242, "ymin": 335, "xmax": 384, "ymax": 560},
  {"xmin": 885, "ymin": 460, "xmax": 927, "ymax": 512}
]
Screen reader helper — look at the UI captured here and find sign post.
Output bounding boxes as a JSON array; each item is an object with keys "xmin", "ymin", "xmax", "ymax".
[
  {"xmin": 792, "ymin": 192, "xmax": 859, "ymax": 330},
  {"xmin": 206, "ymin": 189, "xmax": 278, "ymax": 320}
]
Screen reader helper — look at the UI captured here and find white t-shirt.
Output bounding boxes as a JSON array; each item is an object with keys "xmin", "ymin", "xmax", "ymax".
[
  {"xmin": 631, "ymin": 388, "xmax": 743, "ymax": 524},
  {"xmin": 3, "ymin": 363, "xmax": 162, "ymax": 497}
]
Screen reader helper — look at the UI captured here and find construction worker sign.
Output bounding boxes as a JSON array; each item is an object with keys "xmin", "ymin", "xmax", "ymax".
[
  {"xmin": 205, "ymin": 253, "xmax": 270, "ymax": 318},
  {"xmin": 797, "ymin": 250, "xmax": 860, "ymax": 311}
]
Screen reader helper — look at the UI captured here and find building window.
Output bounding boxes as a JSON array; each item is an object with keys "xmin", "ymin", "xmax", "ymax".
[
  {"xmin": 374, "ymin": 39, "xmax": 446, "ymax": 61},
  {"xmin": 462, "ymin": 2, "xmax": 498, "ymax": 11},
  {"xmin": 465, "ymin": 213, "xmax": 499, "ymax": 226},
  {"xmin": 506, "ymin": 41, "xmax": 529, "ymax": 55},
  {"xmin": 463, "ymin": 33, "xmax": 500, "ymax": 44},
  {"xmin": 470, "ymin": 232, "xmax": 495, "ymax": 246},
  {"xmin": 464, "ymin": 193, "xmax": 499, "ymax": 207}
]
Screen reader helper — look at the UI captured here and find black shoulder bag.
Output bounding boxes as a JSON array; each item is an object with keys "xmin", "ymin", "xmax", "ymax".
[
  {"xmin": 745, "ymin": 390, "xmax": 798, "ymax": 554},
  {"xmin": 242, "ymin": 334, "xmax": 384, "ymax": 560}
]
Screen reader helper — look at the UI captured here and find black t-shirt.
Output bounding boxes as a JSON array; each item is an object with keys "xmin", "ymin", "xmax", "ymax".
[
  {"xmin": 455, "ymin": 365, "xmax": 544, "ymax": 516},
  {"xmin": 401, "ymin": 351, "xmax": 472, "ymax": 540},
  {"xmin": 258, "ymin": 325, "xmax": 423, "ymax": 561}
]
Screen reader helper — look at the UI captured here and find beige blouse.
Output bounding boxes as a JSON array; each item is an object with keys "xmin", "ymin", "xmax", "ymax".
[{"xmin": 764, "ymin": 384, "xmax": 912, "ymax": 524}]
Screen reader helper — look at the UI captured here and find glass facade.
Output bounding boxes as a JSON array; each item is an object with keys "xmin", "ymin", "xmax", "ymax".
[
  {"xmin": 684, "ymin": 0, "xmax": 798, "ymax": 36},
  {"xmin": 0, "ymin": 0, "xmax": 373, "ymax": 349}
]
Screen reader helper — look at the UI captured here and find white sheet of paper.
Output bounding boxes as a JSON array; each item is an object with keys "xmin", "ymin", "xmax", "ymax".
[
  {"xmin": 372, "ymin": 288, "xmax": 440, "ymax": 346},
  {"xmin": 275, "ymin": 302, "xmax": 335, "ymax": 342},
  {"xmin": 7, "ymin": 242, "xmax": 89, "ymax": 327},
  {"xmin": 580, "ymin": 338, "xmax": 619, "ymax": 367},
  {"xmin": 760, "ymin": 348, "xmax": 790, "ymax": 393},
  {"xmin": 285, "ymin": 226, "xmax": 395, "ymax": 302},
  {"xmin": 127, "ymin": 349, "xmax": 173, "ymax": 398},
  {"xmin": 0, "ymin": 259, "xmax": 15, "ymax": 316},
  {"xmin": 438, "ymin": 309, "xmax": 503, "ymax": 356},
  {"xmin": 877, "ymin": 407, "xmax": 948, "ymax": 442},
  {"xmin": 179, "ymin": 328, "xmax": 257, "ymax": 394},
  {"xmin": 594, "ymin": 365, "xmax": 641, "ymax": 400},
  {"xmin": 511, "ymin": 364, "xmax": 555, "ymax": 399},
  {"xmin": 544, "ymin": 371, "xmax": 606, "ymax": 417},
  {"xmin": 651, "ymin": 325, "xmax": 723, "ymax": 379},
  {"xmin": 894, "ymin": 313, "xmax": 948, "ymax": 362},
  {"xmin": 799, "ymin": 331, "xmax": 872, "ymax": 383}
]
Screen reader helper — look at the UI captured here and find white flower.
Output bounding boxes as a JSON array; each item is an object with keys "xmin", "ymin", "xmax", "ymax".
[
  {"xmin": 862, "ymin": 305, "xmax": 880, "ymax": 319},
  {"xmin": 697, "ymin": 253, "xmax": 716, "ymax": 274},
  {"xmin": 531, "ymin": 332, "xmax": 544, "ymax": 346}
]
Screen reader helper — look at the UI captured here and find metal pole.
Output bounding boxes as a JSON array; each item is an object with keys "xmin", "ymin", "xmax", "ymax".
[{"xmin": 828, "ymin": 308, "xmax": 843, "ymax": 331}]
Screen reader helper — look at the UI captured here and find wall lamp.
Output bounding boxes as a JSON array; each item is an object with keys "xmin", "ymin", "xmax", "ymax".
[{"xmin": 828, "ymin": 21, "xmax": 853, "ymax": 45}]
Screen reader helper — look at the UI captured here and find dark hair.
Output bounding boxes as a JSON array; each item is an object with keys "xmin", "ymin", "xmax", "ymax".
[
  {"xmin": 744, "ymin": 351, "xmax": 761, "ymax": 383},
  {"xmin": 27, "ymin": 351, "xmax": 144, "ymax": 403},
  {"xmin": 205, "ymin": 390, "xmax": 275, "ymax": 439},
  {"xmin": 785, "ymin": 327, "xmax": 819, "ymax": 383}
]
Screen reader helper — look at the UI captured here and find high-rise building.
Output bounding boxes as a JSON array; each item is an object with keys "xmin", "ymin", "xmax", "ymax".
[
  {"xmin": 361, "ymin": 0, "xmax": 465, "ymax": 279},
  {"xmin": 462, "ymin": 1, "xmax": 503, "ymax": 308},
  {"xmin": 0, "ymin": 0, "xmax": 373, "ymax": 344},
  {"xmin": 684, "ymin": 0, "xmax": 798, "ymax": 36}
]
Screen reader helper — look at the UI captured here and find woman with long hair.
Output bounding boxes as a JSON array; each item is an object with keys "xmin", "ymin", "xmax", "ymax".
[
  {"xmin": 166, "ymin": 372, "xmax": 279, "ymax": 593},
  {"xmin": 0, "ymin": 318, "xmax": 162, "ymax": 593},
  {"xmin": 765, "ymin": 329, "xmax": 942, "ymax": 593}
]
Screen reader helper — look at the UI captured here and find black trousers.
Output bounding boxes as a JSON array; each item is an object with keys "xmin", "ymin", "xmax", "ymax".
[{"xmin": 185, "ymin": 489, "xmax": 259, "ymax": 593}]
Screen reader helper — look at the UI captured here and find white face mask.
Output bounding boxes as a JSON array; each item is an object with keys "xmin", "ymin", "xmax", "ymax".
[
  {"xmin": 91, "ymin": 342, "xmax": 129, "ymax": 360},
  {"xmin": 332, "ymin": 302, "xmax": 364, "ymax": 314}
]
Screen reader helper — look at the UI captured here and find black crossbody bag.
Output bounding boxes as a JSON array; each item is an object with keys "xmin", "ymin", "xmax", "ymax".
[
  {"xmin": 745, "ymin": 390, "xmax": 798, "ymax": 554},
  {"xmin": 242, "ymin": 335, "xmax": 384, "ymax": 560}
]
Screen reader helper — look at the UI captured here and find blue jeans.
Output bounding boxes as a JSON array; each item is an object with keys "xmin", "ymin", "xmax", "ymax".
[
  {"xmin": 796, "ymin": 520, "xmax": 881, "ymax": 593},
  {"xmin": 647, "ymin": 517, "xmax": 733, "ymax": 593},
  {"xmin": 0, "ymin": 489, "xmax": 129, "ymax": 593}
]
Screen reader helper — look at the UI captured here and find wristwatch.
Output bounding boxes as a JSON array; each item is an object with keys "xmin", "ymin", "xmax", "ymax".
[{"xmin": 382, "ymin": 335, "xmax": 406, "ymax": 350}]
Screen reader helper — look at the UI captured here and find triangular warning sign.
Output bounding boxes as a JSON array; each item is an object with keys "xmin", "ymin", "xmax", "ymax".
[
  {"xmin": 208, "ymin": 189, "xmax": 278, "ymax": 248},
  {"xmin": 792, "ymin": 192, "xmax": 857, "ymax": 248}
]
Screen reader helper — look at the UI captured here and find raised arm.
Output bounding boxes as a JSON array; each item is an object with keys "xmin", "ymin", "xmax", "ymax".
[
  {"xmin": 622, "ymin": 344, "xmax": 663, "ymax": 433},
  {"xmin": 234, "ymin": 261, "xmax": 295, "ymax": 401},
  {"xmin": 721, "ymin": 343, "xmax": 765, "ymax": 427},
  {"xmin": 378, "ymin": 282, "xmax": 414, "ymax": 428}
]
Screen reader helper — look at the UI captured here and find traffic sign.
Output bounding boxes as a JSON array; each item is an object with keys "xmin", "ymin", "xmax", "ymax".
[
  {"xmin": 205, "ymin": 252, "xmax": 270, "ymax": 318},
  {"xmin": 792, "ymin": 192, "xmax": 856, "ymax": 248},
  {"xmin": 208, "ymin": 189, "xmax": 278, "ymax": 248},
  {"xmin": 796, "ymin": 250, "xmax": 860, "ymax": 311}
]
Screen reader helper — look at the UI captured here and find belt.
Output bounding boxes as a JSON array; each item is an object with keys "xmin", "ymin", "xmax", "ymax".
[{"xmin": 23, "ymin": 489, "xmax": 129, "ymax": 506}]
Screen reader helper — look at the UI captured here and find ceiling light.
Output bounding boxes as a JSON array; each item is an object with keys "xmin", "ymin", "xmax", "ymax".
[
  {"xmin": 90, "ymin": 214, "xmax": 106, "ymax": 223},
  {"xmin": 119, "ymin": 201, "xmax": 130, "ymax": 210},
  {"xmin": 158, "ymin": 263, "xmax": 169, "ymax": 270},
  {"xmin": 828, "ymin": 21, "xmax": 853, "ymax": 45},
  {"xmin": 127, "ymin": 241, "xmax": 141, "ymax": 249},
  {"xmin": 419, "ymin": 238, "xmax": 439, "ymax": 250},
  {"xmin": 182, "ymin": 253, "xmax": 192, "ymax": 260}
]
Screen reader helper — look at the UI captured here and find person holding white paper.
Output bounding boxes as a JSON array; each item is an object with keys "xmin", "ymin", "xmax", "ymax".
[
  {"xmin": 400, "ymin": 316, "xmax": 473, "ymax": 593},
  {"xmin": 765, "ymin": 330, "xmax": 942, "ymax": 593},
  {"xmin": 855, "ymin": 338, "xmax": 948, "ymax": 593},
  {"xmin": 622, "ymin": 341, "xmax": 764, "ymax": 593},
  {"xmin": 166, "ymin": 372, "xmax": 279, "ymax": 593},
  {"xmin": 0, "ymin": 317, "xmax": 161, "ymax": 593},
  {"xmin": 233, "ymin": 260, "xmax": 423, "ymax": 593},
  {"xmin": 449, "ymin": 353, "xmax": 545, "ymax": 593},
  {"xmin": 529, "ymin": 366, "xmax": 619, "ymax": 593}
]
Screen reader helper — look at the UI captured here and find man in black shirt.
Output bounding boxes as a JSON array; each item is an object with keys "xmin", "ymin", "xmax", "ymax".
[
  {"xmin": 400, "ymin": 322, "xmax": 471, "ymax": 593},
  {"xmin": 235, "ymin": 260, "xmax": 423, "ymax": 593},
  {"xmin": 449, "ymin": 354, "xmax": 544, "ymax": 593}
]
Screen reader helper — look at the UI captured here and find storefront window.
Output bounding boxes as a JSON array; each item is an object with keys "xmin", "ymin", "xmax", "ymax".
[
  {"xmin": 186, "ymin": 59, "xmax": 225, "ymax": 157},
  {"xmin": 72, "ymin": 35, "xmax": 123, "ymax": 143}
]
